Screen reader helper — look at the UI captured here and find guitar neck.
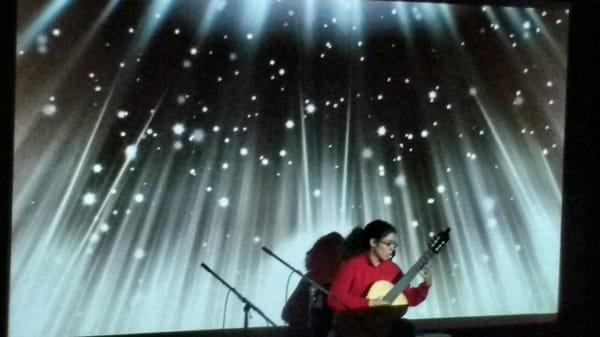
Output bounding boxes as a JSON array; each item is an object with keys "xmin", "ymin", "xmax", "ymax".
[{"xmin": 382, "ymin": 250, "xmax": 434, "ymax": 303}]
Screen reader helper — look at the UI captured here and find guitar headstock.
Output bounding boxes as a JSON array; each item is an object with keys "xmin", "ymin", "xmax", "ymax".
[{"xmin": 428, "ymin": 228, "xmax": 450, "ymax": 254}]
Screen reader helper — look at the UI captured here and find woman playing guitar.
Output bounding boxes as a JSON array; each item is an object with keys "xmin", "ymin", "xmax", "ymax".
[{"xmin": 327, "ymin": 220, "xmax": 432, "ymax": 337}]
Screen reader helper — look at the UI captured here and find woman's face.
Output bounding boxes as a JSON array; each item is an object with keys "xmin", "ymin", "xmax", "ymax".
[{"xmin": 371, "ymin": 232, "xmax": 397, "ymax": 262}]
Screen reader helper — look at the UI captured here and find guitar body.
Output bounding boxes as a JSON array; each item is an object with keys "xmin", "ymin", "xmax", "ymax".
[{"xmin": 366, "ymin": 280, "xmax": 408, "ymax": 306}]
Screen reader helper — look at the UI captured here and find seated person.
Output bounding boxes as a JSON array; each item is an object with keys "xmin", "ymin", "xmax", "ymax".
[
  {"xmin": 327, "ymin": 220, "xmax": 432, "ymax": 337},
  {"xmin": 282, "ymin": 232, "xmax": 345, "ymax": 337}
]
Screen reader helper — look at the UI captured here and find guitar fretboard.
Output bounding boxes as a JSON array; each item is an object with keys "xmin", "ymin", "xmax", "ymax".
[{"xmin": 382, "ymin": 250, "xmax": 434, "ymax": 303}]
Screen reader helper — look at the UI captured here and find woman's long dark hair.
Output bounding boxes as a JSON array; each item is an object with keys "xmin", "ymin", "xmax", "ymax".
[{"xmin": 343, "ymin": 219, "xmax": 396, "ymax": 260}]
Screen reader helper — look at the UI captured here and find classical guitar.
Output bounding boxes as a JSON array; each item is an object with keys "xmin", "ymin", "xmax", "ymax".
[{"xmin": 336, "ymin": 228, "xmax": 451, "ymax": 337}]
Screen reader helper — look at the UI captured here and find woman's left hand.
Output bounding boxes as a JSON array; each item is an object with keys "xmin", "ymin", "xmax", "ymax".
[{"xmin": 420, "ymin": 264, "xmax": 432, "ymax": 286}]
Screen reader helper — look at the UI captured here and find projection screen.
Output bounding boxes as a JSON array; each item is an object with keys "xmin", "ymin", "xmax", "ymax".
[{"xmin": 12, "ymin": 1, "xmax": 569, "ymax": 336}]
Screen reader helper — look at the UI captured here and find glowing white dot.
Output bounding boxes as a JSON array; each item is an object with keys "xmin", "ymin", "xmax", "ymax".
[
  {"xmin": 246, "ymin": 33, "xmax": 254, "ymax": 40},
  {"xmin": 406, "ymin": 133, "xmax": 414, "ymax": 140},
  {"xmin": 261, "ymin": 158, "xmax": 269, "ymax": 166},
  {"xmin": 377, "ymin": 126, "xmax": 387, "ymax": 136},
  {"xmin": 125, "ymin": 145, "xmax": 138, "ymax": 160},
  {"xmin": 190, "ymin": 169, "xmax": 197, "ymax": 176},
  {"xmin": 326, "ymin": 41, "xmax": 332, "ymax": 49},
  {"xmin": 446, "ymin": 104, "xmax": 452, "ymax": 110},
  {"xmin": 190, "ymin": 129, "xmax": 206, "ymax": 143},
  {"xmin": 546, "ymin": 81, "xmax": 553, "ymax": 87},
  {"xmin": 278, "ymin": 68, "xmax": 286, "ymax": 76},
  {"xmin": 383, "ymin": 196, "xmax": 392, "ymax": 205},
  {"xmin": 174, "ymin": 28, "xmax": 180, "ymax": 34},
  {"xmin": 523, "ymin": 21, "xmax": 531, "ymax": 29},
  {"xmin": 421, "ymin": 130, "xmax": 429, "ymax": 138},
  {"xmin": 313, "ymin": 189, "xmax": 321, "ymax": 197},
  {"xmin": 99, "ymin": 223, "xmax": 110, "ymax": 232},
  {"xmin": 542, "ymin": 149, "xmax": 549, "ymax": 155},
  {"xmin": 213, "ymin": 126, "xmax": 220, "ymax": 132},
  {"xmin": 183, "ymin": 60, "xmax": 192, "ymax": 68},
  {"xmin": 172, "ymin": 123, "xmax": 185, "ymax": 135},
  {"xmin": 305, "ymin": 103, "xmax": 316, "ymax": 114},
  {"xmin": 253, "ymin": 236, "xmax": 261, "ymax": 243},
  {"xmin": 377, "ymin": 94, "xmax": 383, "ymax": 100},
  {"xmin": 206, "ymin": 186, "xmax": 213, "ymax": 192},
  {"xmin": 134, "ymin": 194, "xmax": 144, "ymax": 203},
  {"xmin": 285, "ymin": 120, "xmax": 295, "ymax": 129},
  {"xmin": 251, "ymin": 95, "xmax": 257, "ymax": 101},
  {"xmin": 117, "ymin": 110, "xmax": 129, "ymax": 119},
  {"xmin": 405, "ymin": 78, "xmax": 410, "ymax": 84},
  {"xmin": 90, "ymin": 233, "xmax": 100, "ymax": 243},
  {"xmin": 218, "ymin": 197, "xmax": 230, "ymax": 208},
  {"xmin": 240, "ymin": 148, "xmax": 248, "ymax": 156},
  {"xmin": 411, "ymin": 220, "xmax": 419, "ymax": 228},
  {"xmin": 82, "ymin": 193, "xmax": 97, "ymax": 206},
  {"xmin": 437, "ymin": 185, "xmax": 446, "ymax": 194},
  {"xmin": 134, "ymin": 249, "xmax": 146, "ymax": 259},
  {"xmin": 52, "ymin": 28, "xmax": 61, "ymax": 37},
  {"xmin": 428, "ymin": 91, "xmax": 437, "ymax": 100},
  {"xmin": 128, "ymin": 27, "xmax": 135, "ymax": 33},
  {"xmin": 513, "ymin": 96, "xmax": 524, "ymax": 105},
  {"xmin": 190, "ymin": 47, "xmax": 198, "ymax": 55},
  {"xmin": 92, "ymin": 164, "xmax": 103, "ymax": 173},
  {"xmin": 394, "ymin": 174, "xmax": 407, "ymax": 187},
  {"xmin": 279, "ymin": 150, "xmax": 287, "ymax": 157},
  {"xmin": 362, "ymin": 148, "xmax": 373, "ymax": 159},
  {"xmin": 469, "ymin": 87, "xmax": 477, "ymax": 96},
  {"xmin": 42, "ymin": 104, "xmax": 57, "ymax": 116},
  {"xmin": 173, "ymin": 141, "xmax": 183, "ymax": 150}
]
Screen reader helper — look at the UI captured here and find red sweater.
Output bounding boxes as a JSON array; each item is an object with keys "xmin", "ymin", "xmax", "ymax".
[{"xmin": 327, "ymin": 253, "xmax": 430, "ymax": 312}]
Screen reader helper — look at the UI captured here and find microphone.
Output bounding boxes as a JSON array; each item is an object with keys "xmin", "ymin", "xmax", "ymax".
[{"xmin": 261, "ymin": 246, "xmax": 275, "ymax": 256}]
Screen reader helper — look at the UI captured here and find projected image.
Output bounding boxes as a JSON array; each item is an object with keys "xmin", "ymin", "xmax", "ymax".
[{"xmin": 13, "ymin": 1, "xmax": 569, "ymax": 336}]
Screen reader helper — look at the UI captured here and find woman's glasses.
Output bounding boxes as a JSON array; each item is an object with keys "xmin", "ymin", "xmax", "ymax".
[{"xmin": 379, "ymin": 240, "xmax": 398, "ymax": 248}]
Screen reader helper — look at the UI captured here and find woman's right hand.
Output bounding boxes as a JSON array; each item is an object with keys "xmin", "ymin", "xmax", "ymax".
[{"xmin": 368, "ymin": 298, "xmax": 389, "ymax": 307}]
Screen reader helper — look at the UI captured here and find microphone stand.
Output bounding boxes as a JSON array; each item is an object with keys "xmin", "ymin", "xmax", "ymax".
[
  {"xmin": 261, "ymin": 246, "xmax": 332, "ymax": 335},
  {"xmin": 261, "ymin": 246, "xmax": 331, "ymax": 297},
  {"xmin": 201, "ymin": 263, "xmax": 277, "ymax": 329}
]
